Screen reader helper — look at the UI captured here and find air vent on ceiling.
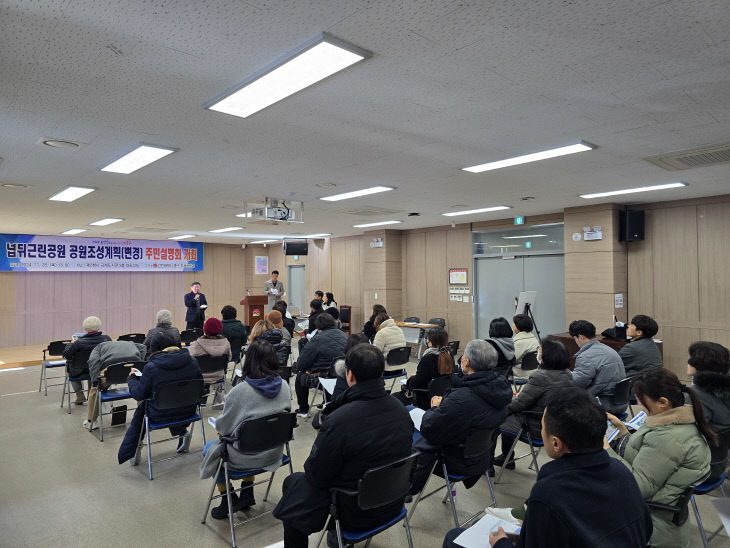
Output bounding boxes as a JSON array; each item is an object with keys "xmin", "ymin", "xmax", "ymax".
[
  {"xmin": 645, "ymin": 142, "xmax": 730, "ymax": 171},
  {"xmin": 340, "ymin": 206, "xmax": 404, "ymax": 216}
]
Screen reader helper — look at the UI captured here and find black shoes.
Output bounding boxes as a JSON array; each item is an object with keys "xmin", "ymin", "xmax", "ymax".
[
  {"xmin": 211, "ymin": 492, "xmax": 241, "ymax": 520},
  {"xmin": 239, "ymin": 482, "xmax": 256, "ymax": 510},
  {"xmin": 492, "ymin": 455, "xmax": 516, "ymax": 470}
]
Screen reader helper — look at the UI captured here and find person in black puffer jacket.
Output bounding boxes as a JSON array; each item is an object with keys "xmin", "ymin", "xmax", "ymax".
[
  {"xmin": 411, "ymin": 339, "xmax": 512, "ymax": 494},
  {"xmin": 63, "ymin": 316, "xmax": 112, "ymax": 405}
]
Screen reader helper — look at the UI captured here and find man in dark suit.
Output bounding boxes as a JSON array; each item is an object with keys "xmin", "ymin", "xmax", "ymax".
[{"xmin": 184, "ymin": 281, "xmax": 207, "ymax": 330}]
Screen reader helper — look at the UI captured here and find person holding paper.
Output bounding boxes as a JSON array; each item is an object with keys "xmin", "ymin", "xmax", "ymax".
[
  {"xmin": 263, "ymin": 270, "xmax": 285, "ymax": 311},
  {"xmin": 184, "ymin": 281, "xmax": 207, "ymax": 330},
  {"xmin": 455, "ymin": 387, "xmax": 652, "ymax": 548}
]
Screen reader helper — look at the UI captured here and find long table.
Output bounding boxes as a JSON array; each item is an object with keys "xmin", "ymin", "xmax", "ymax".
[{"xmin": 396, "ymin": 321, "xmax": 439, "ymax": 359}]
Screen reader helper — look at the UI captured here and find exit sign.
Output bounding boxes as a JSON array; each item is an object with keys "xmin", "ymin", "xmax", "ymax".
[{"xmin": 514, "ymin": 216, "xmax": 524, "ymax": 225}]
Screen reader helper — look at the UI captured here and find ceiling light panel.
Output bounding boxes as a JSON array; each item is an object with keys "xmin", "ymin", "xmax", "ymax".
[
  {"xmin": 353, "ymin": 220, "xmax": 402, "ymax": 228},
  {"xmin": 502, "ymin": 234, "xmax": 548, "ymax": 239},
  {"xmin": 320, "ymin": 186, "xmax": 394, "ymax": 202},
  {"xmin": 168, "ymin": 234, "xmax": 195, "ymax": 240},
  {"xmin": 302, "ymin": 233, "xmax": 332, "ymax": 238},
  {"xmin": 89, "ymin": 218, "xmax": 123, "ymax": 226},
  {"xmin": 61, "ymin": 229, "xmax": 87, "ymax": 235},
  {"xmin": 209, "ymin": 227, "xmax": 244, "ymax": 233},
  {"xmin": 49, "ymin": 186, "xmax": 96, "ymax": 202},
  {"xmin": 100, "ymin": 144, "xmax": 176, "ymax": 174},
  {"xmin": 206, "ymin": 33, "xmax": 372, "ymax": 119},
  {"xmin": 463, "ymin": 142, "xmax": 595, "ymax": 173},
  {"xmin": 579, "ymin": 182, "xmax": 687, "ymax": 199},
  {"xmin": 442, "ymin": 206, "xmax": 511, "ymax": 217},
  {"xmin": 249, "ymin": 240, "xmax": 279, "ymax": 244}
]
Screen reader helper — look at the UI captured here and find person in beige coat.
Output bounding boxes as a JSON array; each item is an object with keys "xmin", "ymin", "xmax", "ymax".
[
  {"xmin": 188, "ymin": 317, "xmax": 232, "ymax": 405},
  {"xmin": 372, "ymin": 313, "xmax": 407, "ymax": 371}
]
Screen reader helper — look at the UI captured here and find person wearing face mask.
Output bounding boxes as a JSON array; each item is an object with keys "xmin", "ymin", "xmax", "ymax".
[{"xmin": 491, "ymin": 338, "xmax": 574, "ymax": 475}]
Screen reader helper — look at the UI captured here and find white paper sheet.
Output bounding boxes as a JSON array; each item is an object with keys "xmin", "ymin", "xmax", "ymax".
[
  {"xmin": 319, "ymin": 378, "xmax": 337, "ymax": 395},
  {"xmin": 454, "ymin": 514, "xmax": 521, "ymax": 547},
  {"xmin": 410, "ymin": 408, "xmax": 426, "ymax": 431}
]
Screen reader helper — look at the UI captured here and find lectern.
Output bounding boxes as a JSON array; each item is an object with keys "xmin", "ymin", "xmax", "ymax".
[{"xmin": 239, "ymin": 295, "xmax": 268, "ymax": 327}]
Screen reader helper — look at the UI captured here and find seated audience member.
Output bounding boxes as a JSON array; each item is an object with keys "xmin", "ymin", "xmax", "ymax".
[
  {"xmin": 620, "ymin": 314, "xmax": 663, "ymax": 376},
  {"xmin": 298, "ymin": 299, "xmax": 325, "ymax": 352},
  {"xmin": 487, "ymin": 317, "xmax": 516, "ymax": 378},
  {"xmin": 118, "ymin": 332, "xmax": 203, "ymax": 463},
  {"xmin": 362, "ymin": 304, "xmax": 386, "ymax": 343},
  {"xmin": 200, "ymin": 339, "xmax": 291, "ymax": 519},
  {"xmin": 491, "ymin": 338, "xmax": 574, "ymax": 473},
  {"xmin": 687, "ymin": 341, "xmax": 730, "ymax": 481},
  {"xmin": 512, "ymin": 314, "xmax": 539, "ymax": 365},
  {"xmin": 293, "ymin": 314, "xmax": 347, "ymax": 417},
  {"xmin": 249, "ymin": 319, "xmax": 283, "ymax": 346},
  {"xmin": 273, "ymin": 344, "xmax": 413, "ymax": 548},
  {"xmin": 328, "ymin": 333, "xmax": 369, "ymax": 402},
  {"xmin": 143, "ymin": 309, "xmax": 181, "ymax": 351},
  {"xmin": 324, "ymin": 306, "xmax": 342, "ymax": 329},
  {"xmin": 373, "ymin": 312, "xmax": 407, "ymax": 367},
  {"xmin": 569, "ymin": 320, "xmax": 626, "ymax": 414},
  {"xmin": 411, "ymin": 339, "xmax": 512, "ymax": 494},
  {"xmin": 63, "ymin": 316, "xmax": 112, "ymax": 405},
  {"xmin": 395, "ymin": 326, "xmax": 455, "ymax": 409},
  {"xmin": 188, "ymin": 318, "xmax": 232, "ymax": 405},
  {"xmin": 313, "ymin": 290, "xmax": 324, "ymax": 301},
  {"xmin": 220, "ymin": 305, "xmax": 247, "ymax": 343},
  {"xmin": 322, "ymin": 292, "xmax": 337, "ymax": 310},
  {"xmin": 273, "ymin": 300, "xmax": 295, "ymax": 337},
  {"xmin": 606, "ymin": 368, "xmax": 712, "ymax": 548},
  {"xmin": 460, "ymin": 387, "xmax": 652, "ymax": 548},
  {"xmin": 84, "ymin": 339, "xmax": 147, "ymax": 430},
  {"xmin": 267, "ymin": 310, "xmax": 292, "ymax": 366}
]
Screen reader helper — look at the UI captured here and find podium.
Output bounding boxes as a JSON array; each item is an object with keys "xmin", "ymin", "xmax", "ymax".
[{"xmin": 239, "ymin": 295, "xmax": 268, "ymax": 327}]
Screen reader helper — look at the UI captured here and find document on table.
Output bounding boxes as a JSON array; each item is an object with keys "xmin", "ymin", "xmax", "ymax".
[
  {"xmin": 454, "ymin": 514, "xmax": 521, "ymax": 547},
  {"xmin": 409, "ymin": 408, "xmax": 425, "ymax": 431}
]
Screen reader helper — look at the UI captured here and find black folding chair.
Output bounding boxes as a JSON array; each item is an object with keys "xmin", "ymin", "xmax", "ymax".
[
  {"xmin": 447, "ymin": 341, "xmax": 460, "ymax": 357},
  {"xmin": 315, "ymin": 453, "xmax": 419, "ymax": 548},
  {"xmin": 647, "ymin": 474, "xmax": 709, "ymax": 532},
  {"xmin": 117, "ymin": 333, "xmax": 146, "ymax": 344},
  {"xmin": 93, "ymin": 360, "xmax": 147, "ymax": 441},
  {"xmin": 227, "ymin": 335, "xmax": 245, "ymax": 365},
  {"xmin": 60, "ymin": 348, "xmax": 93, "ymax": 414},
  {"xmin": 384, "ymin": 346, "xmax": 411, "ymax": 393},
  {"xmin": 609, "ymin": 377, "xmax": 633, "ymax": 420},
  {"xmin": 690, "ymin": 431, "xmax": 730, "ymax": 547},
  {"xmin": 197, "ymin": 354, "xmax": 230, "ymax": 421},
  {"xmin": 409, "ymin": 429, "xmax": 497, "ymax": 528},
  {"xmin": 511, "ymin": 350, "xmax": 539, "ymax": 392},
  {"xmin": 411, "ymin": 375, "xmax": 452, "ymax": 409},
  {"xmin": 403, "ymin": 317, "xmax": 421, "ymax": 324},
  {"xmin": 133, "ymin": 379, "xmax": 206, "ymax": 480},
  {"xmin": 201, "ymin": 412, "xmax": 297, "ymax": 547},
  {"xmin": 181, "ymin": 329, "xmax": 203, "ymax": 346},
  {"xmin": 39, "ymin": 339, "xmax": 71, "ymax": 395}
]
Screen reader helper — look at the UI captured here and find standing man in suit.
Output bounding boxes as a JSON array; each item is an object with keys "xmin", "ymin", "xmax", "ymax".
[
  {"xmin": 263, "ymin": 270, "xmax": 285, "ymax": 311},
  {"xmin": 184, "ymin": 281, "xmax": 207, "ymax": 330}
]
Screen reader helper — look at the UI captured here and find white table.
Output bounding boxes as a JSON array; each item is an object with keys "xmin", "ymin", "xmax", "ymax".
[{"xmin": 396, "ymin": 322, "xmax": 438, "ymax": 359}]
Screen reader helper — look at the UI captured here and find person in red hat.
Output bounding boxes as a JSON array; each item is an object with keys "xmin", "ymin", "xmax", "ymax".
[{"xmin": 189, "ymin": 317, "xmax": 232, "ymax": 406}]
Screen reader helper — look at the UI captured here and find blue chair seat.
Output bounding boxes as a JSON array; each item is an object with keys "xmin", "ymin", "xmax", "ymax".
[
  {"xmin": 227, "ymin": 455, "xmax": 292, "ymax": 479},
  {"xmin": 383, "ymin": 370, "xmax": 406, "ymax": 379},
  {"xmin": 148, "ymin": 413, "xmax": 201, "ymax": 430},
  {"xmin": 341, "ymin": 507, "xmax": 407, "ymax": 542},
  {"xmin": 100, "ymin": 388, "xmax": 132, "ymax": 402},
  {"xmin": 44, "ymin": 359, "xmax": 66, "ymax": 368},
  {"xmin": 694, "ymin": 474, "xmax": 727, "ymax": 494}
]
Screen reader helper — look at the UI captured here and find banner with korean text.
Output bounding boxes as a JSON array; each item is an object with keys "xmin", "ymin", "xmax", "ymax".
[{"xmin": 0, "ymin": 234, "xmax": 203, "ymax": 271}]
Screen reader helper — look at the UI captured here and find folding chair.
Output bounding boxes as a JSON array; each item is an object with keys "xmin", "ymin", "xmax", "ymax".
[
  {"xmin": 384, "ymin": 346, "xmax": 411, "ymax": 393},
  {"xmin": 608, "ymin": 377, "xmax": 633, "ymax": 420},
  {"xmin": 409, "ymin": 429, "xmax": 498, "ymax": 528},
  {"xmin": 495, "ymin": 411, "xmax": 544, "ymax": 484},
  {"xmin": 227, "ymin": 335, "xmax": 245, "ymax": 366},
  {"xmin": 690, "ymin": 431, "xmax": 730, "ymax": 547},
  {"xmin": 647, "ymin": 475, "xmax": 708, "ymax": 537},
  {"xmin": 447, "ymin": 341, "xmax": 460, "ymax": 357},
  {"xmin": 60, "ymin": 348, "xmax": 93, "ymax": 414},
  {"xmin": 117, "ymin": 333, "xmax": 146, "ymax": 344},
  {"xmin": 303, "ymin": 371, "xmax": 330, "ymax": 419},
  {"xmin": 133, "ymin": 379, "xmax": 206, "ymax": 480},
  {"xmin": 315, "ymin": 453, "xmax": 419, "ymax": 548},
  {"xmin": 197, "ymin": 354, "xmax": 229, "ymax": 405},
  {"xmin": 93, "ymin": 360, "xmax": 147, "ymax": 441},
  {"xmin": 201, "ymin": 412, "xmax": 297, "ymax": 547},
  {"xmin": 511, "ymin": 351, "xmax": 539, "ymax": 393},
  {"xmin": 181, "ymin": 328, "xmax": 203, "ymax": 346},
  {"xmin": 39, "ymin": 339, "xmax": 71, "ymax": 395},
  {"xmin": 411, "ymin": 375, "xmax": 452, "ymax": 410}
]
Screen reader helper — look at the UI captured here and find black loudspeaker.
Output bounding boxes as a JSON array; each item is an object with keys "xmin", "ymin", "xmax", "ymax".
[
  {"xmin": 284, "ymin": 240, "xmax": 308, "ymax": 255},
  {"xmin": 619, "ymin": 210, "xmax": 645, "ymax": 242}
]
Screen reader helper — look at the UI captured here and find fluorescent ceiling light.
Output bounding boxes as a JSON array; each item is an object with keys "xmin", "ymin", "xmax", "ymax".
[
  {"xmin": 250, "ymin": 240, "xmax": 279, "ymax": 244},
  {"xmin": 235, "ymin": 212, "xmax": 253, "ymax": 218},
  {"xmin": 303, "ymin": 233, "xmax": 332, "ymax": 238},
  {"xmin": 61, "ymin": 229, "xmax": 87, "ymax": 235},
  {"xmin": 100, "ymin": 144, "xmax": 176, "ymax": 174},
  {"xmin": 579, "ymin": 182, "xmax": 687, "ymax": 199},
  {"xmin": 502, "ymin": 234, "xmax": 548, "ymax": 239},
  {"xmin": 49, "ymin": 186, "xmax": 96, "ymax": 202},
  {"xmin": 209, "ymin": 227, "xmax": 244, "ymax": 233},
  {"xmin": 463, "ymin": 142, "xmax": 595, "ymax": 173},
  {"xmin": 320, "ymin": 186, "xmax": 394, "ymax": 202},
  {"xmin": 530, "ymin": 222, "xmax": 564, "ymax": 227},
  {"xmin": 89, "ymin": 218, "xmax": 123, "ymax": 226},
  {"xmin": 353, "ymin": 220, "xmax": 402, "ymax": 228},
  {"xmin": 489, "ymin": 244, "xmax": 521, "ymax": 248},
  {"xmin": 442, "ymin": 206, "xmax": 511, "ymax": 217},
  {"xmin": 206, "ymin": 33, "xmax": 372, "ymax": 119},
  {"xmin": 168, "ymin": 234, "xmax": 195, "ymax": 240}
]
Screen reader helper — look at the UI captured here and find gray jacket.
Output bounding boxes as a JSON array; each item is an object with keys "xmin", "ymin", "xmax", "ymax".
[
  {"xmin": 200, "ymin": 377, "xmax": 291, "ymax": 478},
  {"xmin": 143, "ymin": 323, "xmax": 181, "ymax": 349},
  {"xmin": 88, "ymin": 341, "xmax": 147, "ymax": 383},
  {"xmin": 503, "ymin": 368, "xmax": 575, "ymax": 435},
  {"xmin": 263, "ymin": 279, "xmax": 284, "ymax": 309},
  {"xmin": 619, "ymin": 337, "xmax": 662, "ymax": 377},
  {"xmin": 572, "ymin": 340, "xmax": 626, "ymax": 411}
]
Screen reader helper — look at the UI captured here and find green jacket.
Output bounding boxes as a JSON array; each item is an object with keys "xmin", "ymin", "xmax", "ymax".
[{"xmin": 608, "ymin": 405, "xmax": 710, "ymax": 548}]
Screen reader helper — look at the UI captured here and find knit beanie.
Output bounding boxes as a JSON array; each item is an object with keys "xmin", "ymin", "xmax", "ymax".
[{"xmin": 204, "ymin": 317, "xmax": 223, "ymax": 336}]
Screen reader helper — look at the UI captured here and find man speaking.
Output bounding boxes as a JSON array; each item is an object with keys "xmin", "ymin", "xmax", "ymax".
[
  {"xmin": 264, "ymin": 270, "xmax": 285, "ymax": 311},
  {"xmin": 184, "ymin": 281, "xmax": 207, "ymax": 330}
]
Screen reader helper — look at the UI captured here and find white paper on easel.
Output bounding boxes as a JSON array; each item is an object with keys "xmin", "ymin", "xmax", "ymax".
[
  {"xmin": 409, "ymin": 408, "xmax": 426, "ymax": 431},
  {"xmin": 453, "ymin": 514, "xmax": 521, "ymax": 547}
]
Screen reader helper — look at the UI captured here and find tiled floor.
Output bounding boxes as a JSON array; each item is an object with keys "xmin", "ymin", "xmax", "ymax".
[{"xmin": 0, "ymin": 356, "xmax": 726, "ymax": 547}]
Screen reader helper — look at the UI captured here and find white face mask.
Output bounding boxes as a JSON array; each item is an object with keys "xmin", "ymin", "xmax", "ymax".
[{"xmin": 537, "ymin": 347, "xmax": 543, "ymax": 364}]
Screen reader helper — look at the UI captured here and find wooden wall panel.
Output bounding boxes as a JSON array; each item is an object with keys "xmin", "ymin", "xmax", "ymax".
[
  {"xmin": 425, "ymin": 231, "xmax": 448, "ymax": 313},
  {"xmin": 657, "ymin": 326, "xmax": 700, "ymax": 379},
  {"xmin": 563, "ymin": 205, "xmax": 617, "ymax": 253},
  {"xmin": 697, "ymin": 203, "xmax": 730, "ymax": 325},
  {"xmin": 405, "ymin": 232, "xmax": 426, "ymax": 311},
  {"xmin": 106, "ymin": 272, "xmax": 131, "ymax": 310}
]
